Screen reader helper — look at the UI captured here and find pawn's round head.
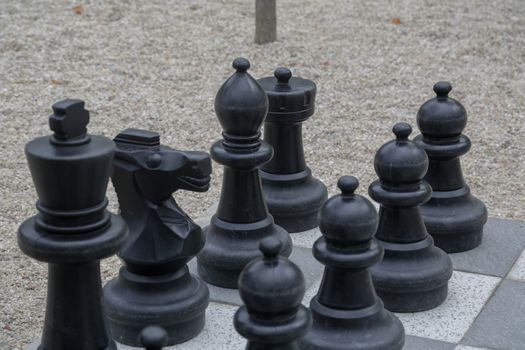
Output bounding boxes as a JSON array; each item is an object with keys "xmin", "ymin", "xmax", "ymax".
[
  {"xmin": 214, "ymin": 58, "xmax": 269, "ymax": 137},
  {"xmin": 417, "ymin": 81, "xmax": 467, "ymax": 138},
  {"xmin": 238, "ymin": 236, "xmax": 305, "ymax": 318},
  {"xmin": 139, "ymin": 326, "xmax": 168, "ymax": 350},
  {"xmin": 374, "ymin": 123, "xmax": 428, "ymax": 185},
  {"xmin": 319, "ymin": 176, "xmax": 378, "ymax": 244}
]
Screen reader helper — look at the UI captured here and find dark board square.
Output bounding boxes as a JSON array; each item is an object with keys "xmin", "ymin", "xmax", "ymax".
[
  {"xmin": 450, "ymin": 218, "xmax": 525, "ymax": 277},
  {"xmin": 462, "ymin": 279, "xmax": 525, "ymax": 350}
]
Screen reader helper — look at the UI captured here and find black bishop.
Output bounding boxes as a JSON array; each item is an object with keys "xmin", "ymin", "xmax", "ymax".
[{"xmin": 197, "ymin": 58, "xmax": 292, "ymax": 288}]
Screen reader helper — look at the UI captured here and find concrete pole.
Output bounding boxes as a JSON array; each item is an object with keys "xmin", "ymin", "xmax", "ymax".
[{"xmin": 255, "ymin": 0, "xmax": 277, "ymax": 44}]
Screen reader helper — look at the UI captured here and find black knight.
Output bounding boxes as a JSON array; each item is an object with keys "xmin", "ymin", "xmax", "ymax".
[{"xmin": 103, "ymin": 129, "xmax": 211, "ymax": 346}]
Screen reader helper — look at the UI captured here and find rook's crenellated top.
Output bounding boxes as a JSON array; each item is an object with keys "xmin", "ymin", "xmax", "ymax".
[{"xmin": 258, "ymin": 67, "xmax": 316, "ymax": 122}]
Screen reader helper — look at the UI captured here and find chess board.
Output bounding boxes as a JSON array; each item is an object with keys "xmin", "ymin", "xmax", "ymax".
[
  {"xmin": 110, "ymin": 215, "xmax": 524, "ymax": 350},
  {"xmin": 26, "ymin": 216, "xmax": 525, "ymax": 350}
]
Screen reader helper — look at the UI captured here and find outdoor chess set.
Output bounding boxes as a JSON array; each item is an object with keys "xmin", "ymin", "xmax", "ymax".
[{"xmin": 19, "ymin": 58, "xmax": 524, "ymax": 350}]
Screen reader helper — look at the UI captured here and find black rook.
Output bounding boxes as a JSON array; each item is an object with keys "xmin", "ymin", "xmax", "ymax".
[
  {"xmin": 18, "ymin": 100, "xmax": 128, "ymax": 350},
  {"xmin": 197, "ymin": 58, "xmax": 292, "ymax": 288},
  {"xmin": 369, "ymin": 123, "xmax": 453, "ymax": 312},
  {"xmin": 414, "ymin": 82, "xmax": 487, "ymax": 252},
  {"xmin": 258, "ymin": 68, "xmax": 327, "ymax": 232},
  {"xmin": 103, "ymin": 129, "xmax": 211, "ymax": 345}
]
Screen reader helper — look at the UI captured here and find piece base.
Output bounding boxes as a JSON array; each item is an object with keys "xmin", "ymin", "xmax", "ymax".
[
  {"xmin": 261, "ymin": 168, "xmax": 327, "ymax": 233},
  {"xmin": 197, "ymin": 215, "xmax": 292, "ymax": 288},
  {"xmin": 103, "ymin": 268, "xmax": 209, "ymax": 346},
  {"xmin": 432, "ymin": 229, "xmax": 484, "ymax": 253},
  {"xmin": 299, "ymin": 298, "xmax": 405, "ymax": 350},
  {"xmin": 421, "ymin": 187, "xmax": 488, "ymax": 253},
  {"xmin": 371, "ymin": 236, "xmax": 453, "ymax": 312},
  {"xmin": 377, "ymin": 283, "xmax": 449, "ymax": 313}
]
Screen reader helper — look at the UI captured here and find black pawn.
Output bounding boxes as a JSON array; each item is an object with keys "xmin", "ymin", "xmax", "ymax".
[
  {"xmin": 299, "ymin": 176, "xmax": 405, "ymax": 349},
  {"xmin": 18, "ymin": 100, "xmax": 128, "ymax": 350},
  {"xmin": 258, "ymin": 67, "xmax": 328, "ymax": 232},
  {"xmin": 103, "ymin": 129, "xmax": 211, "ymax": 346},
  {"xmin": 197, "ymin": 58, "xmax": 292, "ymax": 288},
  {"xmin": 140, "ymin": 326, "xmax": 168, "ymax": 350},
  {"xmin": 414, "ymin": 82, "xmax": 488, "ymax": 252},
  {"xmin": 369, "ymin": 123, "xmax": 453, "ymax": 312},
  {"xmin": 235, "ymin": 237, "xmax": 312, "ymax": 349}
]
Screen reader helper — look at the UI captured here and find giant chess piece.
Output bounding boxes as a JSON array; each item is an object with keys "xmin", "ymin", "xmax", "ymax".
[
  {"xmin": 103, "ymin": 129, "xmax": 211, "ymax": 346},
  {"xmin": 197, "ymin": 58, "xmax": 292, "ymax": 288},
  {"xmin": 18, "ymin": 100, "xmax": 128, "ymax": 350},
  {"xmin": 258, "ymin": 67, "xmax": 328, "ymax": 232},
  {"xmin": 414, "ymin": 82, "xmax": 488, "ymax": 252},
  {"xmin": 369, "ymin": 123, "xmax": 453, "ymax": 312},
  {"xmin": 235, "ymin": 237, "xmax": 312, "ymax": 349},
  {"xmin": 299, "ymin": 176, "xmax": 405, "ymax": 350}
]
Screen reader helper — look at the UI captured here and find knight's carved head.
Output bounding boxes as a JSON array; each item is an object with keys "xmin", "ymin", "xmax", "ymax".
[{"xmin": 112, "ymin": 128, "xmax": 212, "ymax": 204}]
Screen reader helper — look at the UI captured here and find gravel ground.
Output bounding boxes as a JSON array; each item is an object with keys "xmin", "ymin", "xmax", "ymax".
[{"xmin": 1, "ymin": 0, "xmax": 524, "ymax": 348}]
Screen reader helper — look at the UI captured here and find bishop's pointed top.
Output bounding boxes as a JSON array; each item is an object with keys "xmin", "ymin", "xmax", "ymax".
[
  {"xmin": 232, "ymin": 57, "xmax": 250, "ymax": 72},
  {"xmin": 214, "ymin": 58, "xmax": 268, "ymax": 138}
]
